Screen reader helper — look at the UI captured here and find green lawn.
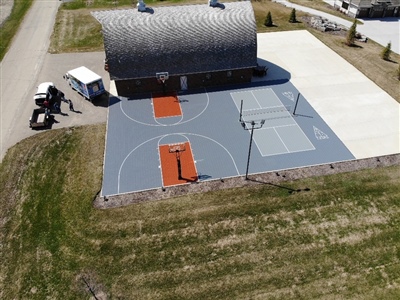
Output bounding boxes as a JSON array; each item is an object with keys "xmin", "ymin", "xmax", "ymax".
[
  {"xmin": 0, "ymin": 125, "xmax": 399, "ymax": 298},
  {"xmin": 1, "ymin": 0, "xmax": 400, "ymax": 298}
]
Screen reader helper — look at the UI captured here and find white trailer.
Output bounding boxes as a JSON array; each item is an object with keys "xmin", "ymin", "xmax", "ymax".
[{"xmin": 64, "ymin": 66, "xmax": 106, "ymax": 101}]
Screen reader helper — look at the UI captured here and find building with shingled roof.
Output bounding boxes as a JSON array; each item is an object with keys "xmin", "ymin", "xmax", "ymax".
[{"xmin": 92, "ymin": 1, "xmax": 257, "ymax": 95}]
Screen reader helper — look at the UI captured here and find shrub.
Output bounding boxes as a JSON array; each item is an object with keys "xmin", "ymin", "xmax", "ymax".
[
  {"xmin": 289, "ymin": 8, "xmax": 297, "ymax": 23},
  {"xmin": 346, "ymin": 19, "xmax": 357, "ymax": 46},
  {"xmin": 265, "ymin": 11, "xmax": 273, "ymax": 27},
  {"xmin": 381, "ymin": 42, "xmax": 392, "ymax": 61}
]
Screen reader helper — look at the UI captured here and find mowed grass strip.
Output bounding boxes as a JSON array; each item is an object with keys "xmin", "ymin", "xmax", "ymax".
[
  {"xmin": 49, "ymin": 9, "xmax": 104, "ymax": 53},
  {"xmin": 0, "ymin": 124, "xmax": 399, "ymax": 298}
]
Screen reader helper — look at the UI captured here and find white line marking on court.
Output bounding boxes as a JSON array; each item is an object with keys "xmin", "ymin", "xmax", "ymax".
[
  {"xmin": 119, "ymin": 89, "xmax": 210, "ymax": 127},
  {"xmin": 261, "ymin": 122, "xmax": 297, "ymax": 130},
  {"xmin": 118, "ymin": 135, "xmax": 168, "ymax": 193},
  {"xmin": 157, "ymin": 134, "xmax": 191, "ymax": 188},
  {"xmin": 237, "ymin": 88, "xmax": 316, "ymax": 158},
  {"xmin": 274, "ymin": 127, "xmax": 290, "ymax": 153},
  {"xmin": 296, "ymin": 127, "xmax": 316, "ymax": 151},
  {"xmin": 313, "ymin": 126, "xmax": 329, "ymax": 140},
  {"xmin": 185, "ymin": 133, "xmax": 240, "ymax": 176},
  {"xmin": 152, "ymin": 93, "xmax": 185, "ymax": 126},
  {"xmin": 117, "ymin": 131, "xmax": 239, "ymax": 193},
  {"xmin": 154, "ymin": 114, "xmax": 184, "ymax": 126},
  {"xmin": 282, "ymin": 91, "xmax": 295, "ymax": 101},
  {"xmin": 251, "ymin": 136, "xmax": 268, "ymax": 158},
  {"xmin": 250, "ymin": 90, "xmax": 262, "ymax": 108}
]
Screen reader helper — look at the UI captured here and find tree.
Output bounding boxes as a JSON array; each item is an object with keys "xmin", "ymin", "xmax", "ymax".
[
  {"xmin": 289, "ymin": 8, "xmax": 297, "ymax": 23},
  {"xmin": 381, "ymin": 42, "xmax": 392, "ymax": 61},
  {"xmin": 264, "ymin": 11, "xmax": 273, "ymax": 27},
  {"xmin": 346, "ymin": 19, "xmax": 357, "ymax": 46}
]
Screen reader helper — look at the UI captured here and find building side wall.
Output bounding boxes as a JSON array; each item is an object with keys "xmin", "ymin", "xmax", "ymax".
[
  {"xmin": 115, "ymin": 69, "xmax": 253, "ymax": 96},
  {"xmin": 335, "ymin": 1, "xmax": 399, "ymax": 18}
]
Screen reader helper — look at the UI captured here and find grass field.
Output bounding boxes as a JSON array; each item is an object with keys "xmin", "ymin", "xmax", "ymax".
[
  {"xmin": 1, "ymin": 0, "xmax": 400, "ymax": 298},
  {"xmin": 0, "ymin": 125, "xmax": 399, "ymax": 298},
  {"xmin": 288, "ymin": 0, "xmax": 362, "ymax": 23}
]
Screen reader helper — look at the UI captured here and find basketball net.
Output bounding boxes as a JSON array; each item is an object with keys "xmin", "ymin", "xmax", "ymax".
[
  {"xmin": 168, "ymin": 143, "xmax": 186, "ymax": 158},
  {"xmin": 158, "ymin": 75, "xmax": 166, "ymax": 85}
]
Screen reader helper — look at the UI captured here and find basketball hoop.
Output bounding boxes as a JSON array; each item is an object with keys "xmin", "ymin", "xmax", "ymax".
[
  {"xmin": 156, "ymin": 72, "xmax": 169, "ymax": 94},
  {"xmin": 156, "ymin": 72, "xmax": 169, "ymax": 84},
  {"xmin": 159, "ymin": 75, "xmax": 166, "ymax": 84},
  {"xmin": 168, "ymin": 142, "xmax": 186, "ymax": 154}
]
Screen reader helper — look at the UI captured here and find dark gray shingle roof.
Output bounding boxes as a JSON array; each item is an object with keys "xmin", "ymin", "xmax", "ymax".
[{"xmin": 92, "ymin": 2, "xmax": 257, "ymax": 80}]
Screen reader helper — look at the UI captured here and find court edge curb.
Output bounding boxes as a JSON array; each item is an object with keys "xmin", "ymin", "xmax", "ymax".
[{"xmin": 94, "ymin": 153, "xmax": 400, "ymax": 209}]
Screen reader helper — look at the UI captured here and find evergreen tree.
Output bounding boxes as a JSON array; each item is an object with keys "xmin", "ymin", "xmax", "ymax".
[
  {"xmin": 381, "ymin": 42, "xmax": 392, "ymax": 61},
  {"xmin": 346, "ymin": 19, "xmax": 357, "ymax": 46},
  {"xmin": 289, "ymin": 8, "xmax": 297, "ymax": 23},
  {"xmin": 264, "ymin": 11, "xmax": 273, "ymax": 27}
]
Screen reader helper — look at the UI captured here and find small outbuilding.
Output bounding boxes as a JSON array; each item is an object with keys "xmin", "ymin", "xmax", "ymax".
[{"xmin": 92, "ymin": 1, "xmax": 257, "ymax": 96}]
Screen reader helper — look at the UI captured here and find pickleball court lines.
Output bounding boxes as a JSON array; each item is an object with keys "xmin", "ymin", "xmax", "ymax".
[{"xmin": 231, "ymin": 88, "xmax": 315, "ymax": 157}]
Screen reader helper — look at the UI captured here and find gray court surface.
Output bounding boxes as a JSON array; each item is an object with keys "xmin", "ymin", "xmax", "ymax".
[{"xmin": 102, "ymin": 81, "xmax": 355, "ymax": 196}]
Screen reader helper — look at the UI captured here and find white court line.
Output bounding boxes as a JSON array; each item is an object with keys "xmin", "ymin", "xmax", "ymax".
[
  {"xmin": 152, "ymin": 93, "xmax": 184, "ymax": 125},
  {"xmin": 119, "ymin": 88, "xmax": 210, "ymax": 127},
  {"xmin": 233, "ymin": 88, "xmax": 316, "ymax": 157},
  {"xmin": 118, "ymin": 135, "xmax": 167, "ymax": 194},
  {"xmin": 183, "ymin": 132, "xmax": 240, "ymax": 176},
  {"xmin": 250, "ymin": 90, "xmax": 262, "ymax": 108},
  {"xmin": 157, "ymin": 134, "xmax": 191, "ymax": 188},
  {"xmin": 261, "ymin": 122, "xmax": 296, "ymax": 130},
  {"xmin": 117, "ymin": 132, "xmax": 240, "ymax": 193},
  {"xmin": 274, "ymin": 127, "xmax": 290, "ymax": 153},
  {"xmin": 283, "ymin": 125, "xmax": 316, "ymax": 152}
]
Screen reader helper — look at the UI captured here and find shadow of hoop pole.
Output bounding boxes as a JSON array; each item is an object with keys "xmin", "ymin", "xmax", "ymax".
[{"xmin": 246, "ymin": 177, "xmax": 311, "ymax": 194}]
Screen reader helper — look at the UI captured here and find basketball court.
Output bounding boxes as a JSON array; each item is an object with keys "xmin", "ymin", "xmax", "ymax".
[
  {"xmin": 102, "ymin": 80, "xmax": 354, "ymax": 196},
  {"xmin": 101, "ymin": 30, "xmax": 399, "ymax": 196}
]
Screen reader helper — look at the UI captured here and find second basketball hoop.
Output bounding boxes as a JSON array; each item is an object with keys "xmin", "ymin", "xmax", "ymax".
[{"xmin": 168, "ymin": 142, "xmax": 186, "ymax": 155}]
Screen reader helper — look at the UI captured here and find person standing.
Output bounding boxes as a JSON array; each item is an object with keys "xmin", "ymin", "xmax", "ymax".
[
  {"xmin": 68, "ymin": 99, "xmax": 74, "ymax": 112},
  {"xmin": 54, "ymin": 102, "xmax": 61, "ymax": 114}
]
